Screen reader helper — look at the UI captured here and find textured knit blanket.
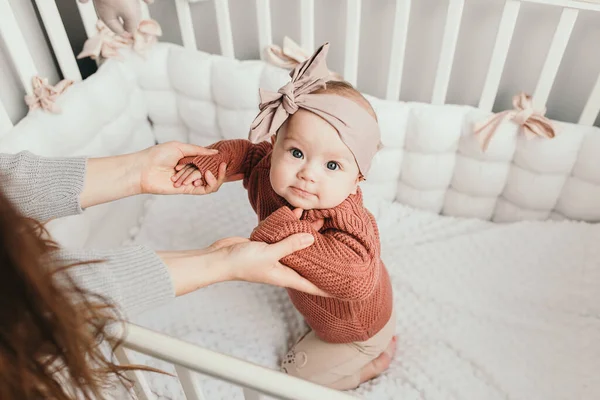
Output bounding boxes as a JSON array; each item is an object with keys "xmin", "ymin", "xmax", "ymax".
[{"xmin": 131, "ymin": 183, "xmax": 599, "ymax": 400}]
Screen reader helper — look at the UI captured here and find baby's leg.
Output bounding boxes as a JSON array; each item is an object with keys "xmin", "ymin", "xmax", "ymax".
[{"xmin": 282, "ymin": 310, "xmax": 396, "ymax": 390}]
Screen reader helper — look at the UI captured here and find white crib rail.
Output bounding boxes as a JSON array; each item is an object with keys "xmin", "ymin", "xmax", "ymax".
[
  {"xmin": 431, "ymin": 0, "xmax": 465, "ymax": 105},
  {"xmin": 175, "ymin": 0, "xmax": 198, "ymax": 50},
  {"xmin": 33, "ymin": 0, "xmax": 82, "ymax": 82},
  {"xmin": 478, "ymin": 0, "xmax": 521, "ymax": 112},
  {"xmin": 531, "ymin": 7, "xmax": 579, "ymax": 110},
  {"xmin": 76, "ymin": 0, "xmax": 99, "ymax": 39},
  {"xmin": 0, "ymin": 0, "xmax": 39, "ymax": 96},
  {"xmin": 116, "ymin": 323, "xmax": 358, "ymax": 400},
  {"xmin": 2, "ymin": 0, "xmax": 600, "ymax": 131},
  {"xmin": 344, "ymin": 0, "xmax": 362, "ymax": 87},
  {"xmin": 300, "ymin": 0, "xmax": 315, "ymax": 53},
  {"xmin": 256, "ymin": 0, "xmax": 273, "ymax": 60},
  {"xmin": 385, "ymin": 0, "xmax": 411, "ymax": 101}
]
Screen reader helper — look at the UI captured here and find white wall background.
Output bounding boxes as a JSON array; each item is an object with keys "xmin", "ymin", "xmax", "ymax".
[{"xmin": 2, "ymin": 0, "xmax": 600, "ymax": 127}]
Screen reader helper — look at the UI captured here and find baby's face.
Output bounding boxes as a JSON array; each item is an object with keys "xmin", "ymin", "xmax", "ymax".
[{"xmin": 270, "ymin": 109, "xmax": 360, "ymax": 210}]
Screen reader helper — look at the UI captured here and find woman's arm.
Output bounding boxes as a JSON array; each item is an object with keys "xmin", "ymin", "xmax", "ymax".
[
  {"xmin": 59, "ymin": 233, "xmax": 325, "ymax": 317},
  {"xmin": 0, "ymin": 152, "xmax": 86, "ymax": 222},
  {"xmin": 0, "ymin": 142, "xmax": 224, "ymax": 222}
]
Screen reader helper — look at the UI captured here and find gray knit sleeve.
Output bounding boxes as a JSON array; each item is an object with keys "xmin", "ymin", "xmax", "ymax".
[
  {"xmin": 0, "ymin": 151, "xmax": 86, "ymax": 221},
  {"xmin": 55, "ymin": 245, "xmax": 175, "ymax": 317}
]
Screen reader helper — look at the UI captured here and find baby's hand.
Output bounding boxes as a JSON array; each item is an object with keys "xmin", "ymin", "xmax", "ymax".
[
  {"xmin": 292, "ymin": 208, "xmax": 325, "ymax": 231},
  {"xmin": 171, "ymin": 163, "xmax": 224, "ymax": 188}
]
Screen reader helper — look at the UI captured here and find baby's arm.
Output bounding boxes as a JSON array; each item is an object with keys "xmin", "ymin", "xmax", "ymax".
[
  {"xmin": 250, "ymin": 206, "xmax": 379, "ymax": 301},
  {"xmin": 174, "ymin": 139, "xmax": 267, "ymax": 186}
]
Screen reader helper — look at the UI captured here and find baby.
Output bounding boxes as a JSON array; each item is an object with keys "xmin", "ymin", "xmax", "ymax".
[{"xmin": 173, "ymin": 43, "xmax": 395, "ymax": 390}]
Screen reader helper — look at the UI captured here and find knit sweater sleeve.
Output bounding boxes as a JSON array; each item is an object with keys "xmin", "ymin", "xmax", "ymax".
[
  {"xmin": 177, "ymin": 139, "xmax": 271, "ymax": 182},
  {"xmin": 0, "ymin": 151, "xmax": 86, "ymax": 221},
  {"xmin": 249, "ymin": 205, "xmax": 379, "ymax": 301},
  {"xmin": 53, "ymin": 245, "xmax": 174, "ymax": 318}
]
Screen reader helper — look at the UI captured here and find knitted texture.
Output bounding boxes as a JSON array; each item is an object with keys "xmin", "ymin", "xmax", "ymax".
[
  {"xmin": 0, "ymin": 152, "xmax": 175, "ymax": 318},
  {"xmin": 133, "ymin": 189, "xmax": 600, "ymax": 400},
  {"xmin": 178, "ymin": 140, "xmax": 393, "ymax": 343},
  {"xmin": 0, "ymin": 151, "xmax": 86, "ymax": 221}
]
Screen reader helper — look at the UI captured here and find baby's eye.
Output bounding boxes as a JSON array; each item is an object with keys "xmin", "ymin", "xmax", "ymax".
[
  {"xmin": 290, "ymin": 148, "xmax": 303, "ymax": 159},
  {"xmin": 326, "ymin": 161, "xmax": 339, "ymax": 171}
]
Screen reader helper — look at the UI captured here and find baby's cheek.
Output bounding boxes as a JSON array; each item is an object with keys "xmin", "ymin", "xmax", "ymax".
[{"xmin": 269, "ymin": 169, "xmax": 286, "ymax": 194}]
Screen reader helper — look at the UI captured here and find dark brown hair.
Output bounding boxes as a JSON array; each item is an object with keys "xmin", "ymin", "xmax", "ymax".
[{"xmin": 0, "ymin": 184, "xmax": 157, "ymax": 399}]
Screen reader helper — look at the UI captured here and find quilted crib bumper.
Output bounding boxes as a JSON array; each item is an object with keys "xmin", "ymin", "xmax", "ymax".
[
  {"xmin": 1, "ymin": 41, "xmax": 598, "ymax": 251},
  {"xmin": 128, "ymin": 43, "xmax": 600, "ymax": 223}
]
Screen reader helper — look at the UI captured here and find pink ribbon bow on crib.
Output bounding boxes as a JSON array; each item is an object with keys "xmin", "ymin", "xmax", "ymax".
[
  {"xmin": 265, "ymin": 36, "xmax": 343, "ymax": 81},
  {"xmin": 77, "ymin": 19, "xmax": 162, "ymax": 61},
  {"xmin": 25, "ymin": 76, "xmax": 73, "ymax": 113},
  {"xmin": 132, "ymin": 19, "xmax": 162, "ymax": 56},
  {"xmin": 474, "ymin": 92, "xmax": 556, "ymax": 151},
  {"xmin": 77, "ymin": 20, "xmax": 132, "ymax": 60}
]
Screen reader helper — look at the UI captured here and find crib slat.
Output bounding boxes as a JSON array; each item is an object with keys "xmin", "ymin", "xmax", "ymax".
[
  {"xmin": 532, "ymin": 7, "xmax": 578, "ymax": 110},
  {"xmin": 243, "ymin": 387, "xmax": 262, "ymax": 400},
  {"xmin": 385, "ymin": 0, "xmax": 411, "ymax": 101},
  {"xmin": 300, "ymin": 0, "xmax": 315, "ymax": 53},
  {"xmin": 174, "ymin": 365, "xmax": 208, "ymax": 400},
  {"xmin": 256, "ymin": 0, "xmax": 273, "ymax": 59},
  {"xmin": 0, "ymin": 102, "xmax": 13, "ymax": 135},
  {"xmin": 0, "ymin": 0, "xmax": 39, "ymax": 95},
  {"xmin": 113, "ymin": 346, "xmax": 155, "ymax": 400},
  {"xmin": 175, "ymin": 0, "xmax": 198, "ymax": 50},
  {"xmin": 122, "ymin": 323, "xmax": 357, "ymax": 400},
  {"xmin": 579, "ymin": 72, "xmax": 600, "ymax": 126},
  {"xmin": 431, "ymin": 0, "xmax": 465, "ymax": 105},
  {"xmin": 344, "ymin": 0, "xmax": 361, "ymax": 87},
  {"xmin": 140, "ymin": 2, "xmax": 151, "ymax": 20},
  {"xmin": 75, "ymin": 0, "xmax": 98, "ymax": 39},
  {"xmin": 33, "ymin": 0, "xmax": 82, "ymax": 82},
  {"xmin": 478, "ymin": 0, "xmax": 520, "ymax": 112},
  {"xmin": 215, "ymin": 0, "xmax": 235, "ymax": 58}
]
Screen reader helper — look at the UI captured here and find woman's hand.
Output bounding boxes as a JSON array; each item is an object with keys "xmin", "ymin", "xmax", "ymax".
[
  {"xmin": 161, "ymin": 233, "xmax": 330, "ymax": 298},
  {"xmin": 80, "ymin": 142, "xmax": 228, "ymax": 210},
  {"xmin": 292, "ymin": 208, "xmax": 325, "ymax": 231},
  {"xmin": 133, "ymin": 141, "xmax": 228, "ymax": 196}
]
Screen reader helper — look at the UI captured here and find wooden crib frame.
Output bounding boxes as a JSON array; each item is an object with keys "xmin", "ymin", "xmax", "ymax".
[{"xmin": 1, "ymin": 0, "xmax": 600, "ymax": 399}]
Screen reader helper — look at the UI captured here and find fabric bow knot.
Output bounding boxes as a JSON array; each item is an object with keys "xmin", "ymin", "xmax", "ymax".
[
  {"xmin": 265, "ymin": 36, "xmax": 343, "ymax": 81},
  {"xmin": 278, "ymin": 82, "xmax": 298, "ymax": 114},
  {"xmin": 474, "ymin": 92, "xmax": 556, "ymax": 151},
  {"xmin": 132, "ymin": 19, "xmax": 162, "ymax": 56},
  {"xmin": 77, "ymin": 19, "xmax": 161, "ymax": 61},
  {"xmin": 25, "ymin": 76, "xmax": 73, "ymax": 113},
  {"xmin": 77, "ymin": 20, "xmax": 131, "ymax": 60},
  {"xmin": 250, "ymin": 44, "xmax": 329, "ymax": 142}
]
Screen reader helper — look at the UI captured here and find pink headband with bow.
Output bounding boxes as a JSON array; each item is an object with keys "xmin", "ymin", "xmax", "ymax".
[{"xmin": 248, "ymin": 42, "xmax": 381, "ymax": 176}]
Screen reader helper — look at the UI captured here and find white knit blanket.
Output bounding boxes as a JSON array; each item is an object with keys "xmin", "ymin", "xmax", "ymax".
[{"xmin": 130, "ymin": 184, "xmax": 599, "ymax": 400}]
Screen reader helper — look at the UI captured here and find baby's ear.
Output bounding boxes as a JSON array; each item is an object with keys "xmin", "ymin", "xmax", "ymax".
[
  {"xmin": 271, "ymin": 134, "xmax": 276, "ymax": 145},
  {"xmin": 351, "ymin": 174, "xmax": 362, "ymax": 194}
]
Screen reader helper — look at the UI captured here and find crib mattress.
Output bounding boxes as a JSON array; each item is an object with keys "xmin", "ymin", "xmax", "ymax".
[{"xmin": 130, "ymin": 184, "xmax": 599, "ymax": 400}]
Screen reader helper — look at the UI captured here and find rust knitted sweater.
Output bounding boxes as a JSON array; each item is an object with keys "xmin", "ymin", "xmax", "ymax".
[{"xmin": 179, "ymin": 139, "xmax": 393, "ymax": 343}]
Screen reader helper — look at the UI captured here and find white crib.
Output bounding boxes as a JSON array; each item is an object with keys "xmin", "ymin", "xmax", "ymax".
[{"xmin": 0, "ymin": 1, "xmax": 599, "ymax": 399}]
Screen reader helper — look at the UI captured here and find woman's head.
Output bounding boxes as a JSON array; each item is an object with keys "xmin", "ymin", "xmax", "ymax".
[
  {"xmin": 269, "ymin": 80, "xmax": 378, "ymax": 210},
  {"xmin": 0, "ymin": 183, "xmax": 145, "ymax": 399}
]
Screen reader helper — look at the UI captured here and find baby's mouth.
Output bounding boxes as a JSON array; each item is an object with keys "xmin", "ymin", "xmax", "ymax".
[{"xmin": 290, "ymin": 186, "xmax": 315, "ymax": 198}]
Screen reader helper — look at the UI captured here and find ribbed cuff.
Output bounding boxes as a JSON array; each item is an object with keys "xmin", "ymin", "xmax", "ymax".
[
  {"xmin": 0, "ymin": 151, "xmax": 86, "ymax": 221},
  {"xmin": 55, "ymin": 245, "xmax": 175, "ymax": 317}
]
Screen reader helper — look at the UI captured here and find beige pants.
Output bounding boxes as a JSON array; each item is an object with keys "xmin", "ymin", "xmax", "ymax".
[{"xmin": 281, "ymin": 309, "xmax": 396, "ymax": 390}]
